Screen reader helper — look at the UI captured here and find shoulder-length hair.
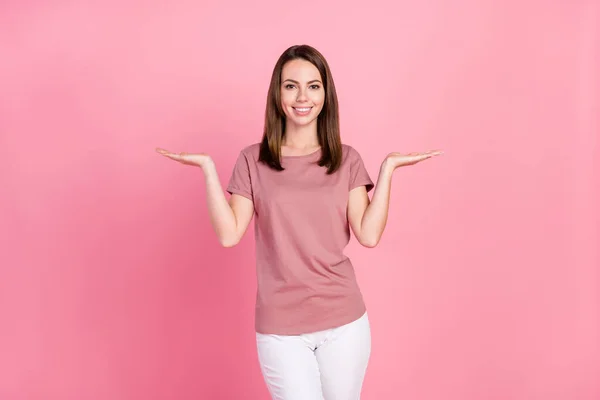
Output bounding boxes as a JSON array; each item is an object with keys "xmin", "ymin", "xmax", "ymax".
[{"xmin": 258, "ymin": 44, "xmax": 342, "ymax": 174}]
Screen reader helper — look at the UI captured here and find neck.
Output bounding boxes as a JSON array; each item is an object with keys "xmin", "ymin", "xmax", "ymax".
[{"xmin": 282, "ymin": 121, "xmax": 319, "ymax": 149}]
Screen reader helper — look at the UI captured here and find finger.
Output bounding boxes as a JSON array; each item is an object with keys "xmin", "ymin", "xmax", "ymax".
[
  {"xmin": 157, "ymin": 148, "xmax": 182, "ymax": 159},
  {"xmin": 416, "ymin": 153, "xmax": 433, "ymax": 161},
  {"xmin": 159, "ymin": 151, "xmax": 178, "ymax": 159},
  {"xmin": 164, "ymin": 153, "xmax": 184, "ymax": 161},
  {"xmin": 418, "ymin": 150, "xmax": 441, "ymax": 158}
]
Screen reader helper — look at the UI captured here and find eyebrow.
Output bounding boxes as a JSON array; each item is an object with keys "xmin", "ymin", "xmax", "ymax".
[{"xmin": 282, "ymin": 79, "xmax": 322, "ymax": 84}]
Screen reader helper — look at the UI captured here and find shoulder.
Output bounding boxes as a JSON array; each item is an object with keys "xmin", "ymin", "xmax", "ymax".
[
  {"xmin": 237, "ymin": 142, "xmax": 261, "ymax": 159},
  {"xmin": 341, "ymin": 143, "xmax": 363, "ymax": 162},
  {"xmin": 239, "ymin": 142, "xmax": 261, "ymax": 154}
]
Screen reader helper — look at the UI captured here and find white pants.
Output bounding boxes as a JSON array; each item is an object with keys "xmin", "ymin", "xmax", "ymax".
[{"xmin": 256, "ymin": 312, "xmax": 371, "ymax": 400}]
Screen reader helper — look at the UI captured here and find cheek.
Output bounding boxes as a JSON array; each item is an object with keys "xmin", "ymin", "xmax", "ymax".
[
  {"xmin": 314, "ymin": 93, "xmax": 325, "ymax": 111},
  {"xmin": 313, "ymin": 91, "xmax": 325, "ymax": 106},
  {"xmin": 280, "ymin": 91, "xmax": 294, "ymax": 107}
]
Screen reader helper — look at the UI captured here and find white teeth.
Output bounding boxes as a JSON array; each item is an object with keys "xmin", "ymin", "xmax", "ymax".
[{"xmin": 295, "ymin": 107, "xmax": 311, "ymax": 112}]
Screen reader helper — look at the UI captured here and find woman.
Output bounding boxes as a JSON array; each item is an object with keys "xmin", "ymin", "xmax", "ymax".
[{"xmin": 156, "ymin": 44, "xmax": 441, "ymax": 399}]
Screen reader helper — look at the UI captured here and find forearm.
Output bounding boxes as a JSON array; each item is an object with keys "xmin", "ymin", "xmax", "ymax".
[
  {"xmin": 359, "ymin": 161, "xmax": 395, "ymax": 247},
  {"xmin": 201, "ymin": 161, "xmax": 238, "ymax": 246}
]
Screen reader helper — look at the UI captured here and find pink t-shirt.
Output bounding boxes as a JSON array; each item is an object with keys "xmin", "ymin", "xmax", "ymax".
[{"xmin": 226, "ymin": 143, "xmax": 374, "ymax": 335}]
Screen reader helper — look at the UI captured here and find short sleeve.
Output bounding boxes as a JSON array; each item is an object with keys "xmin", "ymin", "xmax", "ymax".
[
  {"xmin": 226, "ymin": 151, "xmax": 253, "ymax": 200},
  {"xmin": 349, "ymin": 147, "xmax": 374, "ymax": 193}
]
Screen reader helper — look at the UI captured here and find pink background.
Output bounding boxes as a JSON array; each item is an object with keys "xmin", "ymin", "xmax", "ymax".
[{"xmin": 1, "ymin": 1, "xmax": 598, "ymax": 399}]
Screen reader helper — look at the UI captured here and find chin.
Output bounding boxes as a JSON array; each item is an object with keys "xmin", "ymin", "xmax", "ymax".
[
  {"xmin": 289, "ymin": 117, "xmax": 317, "ymax": 127},
  {"xmin": 285, "ymin": 110, "xmax": 321, "ymax": 127}
]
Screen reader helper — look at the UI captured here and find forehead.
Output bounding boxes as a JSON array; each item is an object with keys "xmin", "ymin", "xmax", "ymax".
[{"xmin": 281, "ymin": 59, "xmax": 321, "ymax": 81}]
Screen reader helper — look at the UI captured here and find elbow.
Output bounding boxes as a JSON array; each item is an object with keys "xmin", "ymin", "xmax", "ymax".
[
  {"xmin": 219, "ymin": 235, "xmax": 240, "ymax": 248},
  {"xmin": 360, "ymin": 236, "xmax": 380, "ymax": 248}
]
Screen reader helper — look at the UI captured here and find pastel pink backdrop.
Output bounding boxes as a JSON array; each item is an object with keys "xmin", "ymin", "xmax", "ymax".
[{"xmin": 1, "ymin": 1, "xmax": 598, "ymax": 399}]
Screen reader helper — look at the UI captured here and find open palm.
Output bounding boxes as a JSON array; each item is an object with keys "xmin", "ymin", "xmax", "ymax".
[
  {"xmin": 155, "ymin": 148, "xmax": 212, "ymax": 168},
  {"xmin": 386, "ymin": 149, "xmax": 443, "ymax": 169}
]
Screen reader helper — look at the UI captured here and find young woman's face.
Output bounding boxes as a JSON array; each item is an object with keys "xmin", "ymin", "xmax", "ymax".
[{"xmin": 280, "ymin": 59, "xmax": 325, "ymax": 128}]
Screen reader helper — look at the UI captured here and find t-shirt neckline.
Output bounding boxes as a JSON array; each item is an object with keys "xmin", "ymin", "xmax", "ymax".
[{"xmin": 281, "ymin": 147, "xmax": 322, "ymax": 159}]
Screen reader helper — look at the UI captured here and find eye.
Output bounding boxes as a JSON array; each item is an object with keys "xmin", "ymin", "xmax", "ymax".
[
  {"xmin": 284, "ymin": 84, "xmax": 296, "ymax": 89},
  {"xmin": 309, "ymin": 85, "xmax": 321, "ymax": 90}
]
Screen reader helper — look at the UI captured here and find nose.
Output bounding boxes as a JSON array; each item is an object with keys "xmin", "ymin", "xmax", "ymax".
[{"xmin": 296, "ymin": 88, "xmax": 308, "ymax": 102}]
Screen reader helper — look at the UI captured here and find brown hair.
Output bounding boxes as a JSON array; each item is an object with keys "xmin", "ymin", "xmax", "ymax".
[{"xmin": 258, "ymin": 44, "xmax": 342, "ymax": 174}]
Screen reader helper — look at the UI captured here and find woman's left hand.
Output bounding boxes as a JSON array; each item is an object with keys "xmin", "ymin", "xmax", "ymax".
[{"xmin": 384, "ymin": 149, "xmax": 443, "ymax": 170}]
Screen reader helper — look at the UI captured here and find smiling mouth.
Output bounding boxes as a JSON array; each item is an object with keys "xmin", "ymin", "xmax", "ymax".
[{"xmin": 293, "ymin": 107, "xmax": 312, "ymax": 112}]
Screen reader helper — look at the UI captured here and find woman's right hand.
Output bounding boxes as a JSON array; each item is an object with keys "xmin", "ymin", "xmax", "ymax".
[{"xmin": 155, "ymin": 148, "xmax": 213, "ymax": 169}]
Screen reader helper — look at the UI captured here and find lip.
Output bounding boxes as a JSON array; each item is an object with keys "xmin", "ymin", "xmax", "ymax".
[{"xmin": 292, "ymin": 106, "xmax": 313, "ymax": 116}]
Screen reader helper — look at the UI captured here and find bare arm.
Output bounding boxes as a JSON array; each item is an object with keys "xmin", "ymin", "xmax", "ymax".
[
  {"xmin": 348, "ymin": 150, "xmax": 442, "ymax": 248},
  {"xmin": 156, "ymin": 148, "xmax": 254, "ymax": 247},
  {"xmin": 347, "ymin": 162, "xmax": 393, "ymax": 248},
  {"xmin": 202, "ymin": 160, "xmax": 254, "ymax": 247}
]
